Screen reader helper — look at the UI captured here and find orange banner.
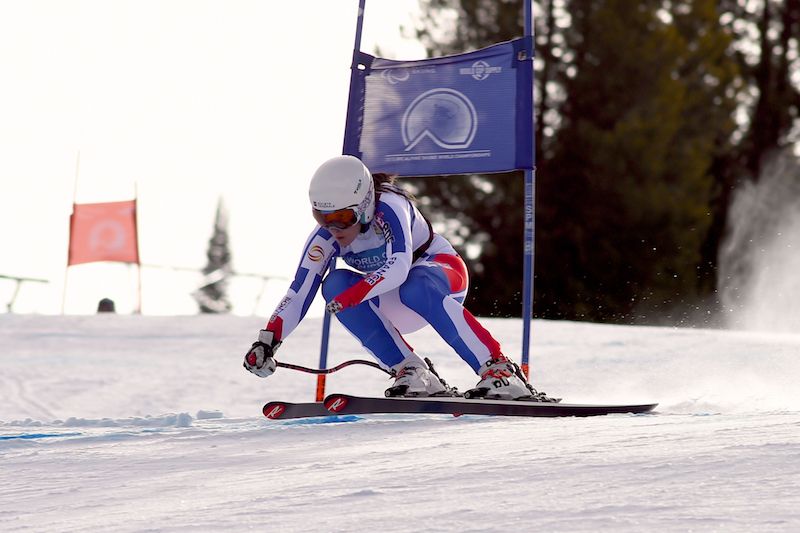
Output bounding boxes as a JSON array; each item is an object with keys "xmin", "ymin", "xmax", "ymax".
[{"xmin": 68, "ymin": 200, "xmax": 139, "ymax": 266}]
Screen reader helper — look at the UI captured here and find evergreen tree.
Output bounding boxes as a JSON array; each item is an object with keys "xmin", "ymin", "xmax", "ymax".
[
  {"xmin": 413, "ymin": 0, "xmax": 741, "ymax": 322},
  {"xmin": 538, "ymin": 0, "xmax": 740, "ymax": 322},
  {"xmin": 700, "ymin": 0, "xmax": 800, "ymax": 294},
  {"xmin": 195, "ymin": 198, "xmax": 233, "ymax": 314},
  {"xmin": 739, "ymin": 0, "xmax": 800, "ymax": 175}
]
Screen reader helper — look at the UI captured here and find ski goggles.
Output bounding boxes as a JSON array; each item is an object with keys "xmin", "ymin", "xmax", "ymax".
[{"xmin": 312, "ymin": 207, "xmax": 359, "ymax": 230}]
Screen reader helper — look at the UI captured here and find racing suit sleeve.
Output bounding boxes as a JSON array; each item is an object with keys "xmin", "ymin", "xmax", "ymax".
[{"xmin": 264, "ymin": 226, "xmax": 338, "ymax": 342}]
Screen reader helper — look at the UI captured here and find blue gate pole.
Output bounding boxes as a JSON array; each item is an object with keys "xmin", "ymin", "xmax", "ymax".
[
  {"xmin": 316, "ymin": 0, "xmax": 367, "ymax": 401},
  {"xmin": 316, "ymin": 279, "xmax": 334, "ymax": 401},
  {"xmin": 521, "ymin": 0, "xmax": 536, "ymax": 379}
]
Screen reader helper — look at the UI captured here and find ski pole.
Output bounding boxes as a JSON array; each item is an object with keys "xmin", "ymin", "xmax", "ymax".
[{"xmin": 276, "ymin": 359, "xmax": 394, "ymax": 377}]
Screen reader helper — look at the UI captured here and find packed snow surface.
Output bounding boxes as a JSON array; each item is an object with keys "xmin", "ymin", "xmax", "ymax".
[{"xmin": 1, "ymin": 314, "xmax": 799, "ymax": 532}]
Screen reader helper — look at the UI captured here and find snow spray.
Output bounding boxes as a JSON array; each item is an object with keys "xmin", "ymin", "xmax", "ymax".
[{"xmin": 718, "ymin": 150, "xmax": 800, "ymax": 333}]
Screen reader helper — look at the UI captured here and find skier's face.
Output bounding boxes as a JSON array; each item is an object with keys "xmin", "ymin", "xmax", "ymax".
[{"xmin": 328, "ymin": 222, "xmax": 360, "ymax": 246}]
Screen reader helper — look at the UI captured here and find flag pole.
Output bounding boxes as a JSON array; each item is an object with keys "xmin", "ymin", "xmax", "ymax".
[
  {"xmin": 62, "ymin": 150, "xmax": 81, "ymax": 314},
  {"xmin": 315, "ymin": 0, "xmax": 368, "ymax": 402},
  {"xmin": 520, "ymin": 0, "xmax": 536, "ymax": 379},
  {"xmin": 134, "ymin": 181, "xmax": 142, "ymax": 314}
]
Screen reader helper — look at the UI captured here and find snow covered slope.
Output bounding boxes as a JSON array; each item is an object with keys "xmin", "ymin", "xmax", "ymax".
[{"xmin": 1, "ymin": 315, "xmax": 798, "ymax": 532}]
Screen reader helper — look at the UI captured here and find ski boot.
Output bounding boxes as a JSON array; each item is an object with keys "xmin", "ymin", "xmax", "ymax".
[
  {"xmin": 465, "ymin": 355, "xmax": 560, "ymax": 402},
  {"xmin": 385, "ymin": 355, "xmax": 459, "ymax": 398}
]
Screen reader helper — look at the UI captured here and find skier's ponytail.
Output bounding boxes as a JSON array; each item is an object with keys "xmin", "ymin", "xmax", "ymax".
[{"xmin": 373, "ymin": 173, "xmax": 415, "ymax": 203}]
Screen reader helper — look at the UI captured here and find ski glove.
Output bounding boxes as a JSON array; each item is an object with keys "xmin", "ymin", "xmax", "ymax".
[
  {"xmin": 325, "ymin": 300, "xmax": 344, "ymax": 314},
  {"xmin": 243, "ymin": 329, "xmax": 281, "ymax": 378},
  {"xmin": 326, "ymin": 284, "xmax": 367, "ymax": 314}
]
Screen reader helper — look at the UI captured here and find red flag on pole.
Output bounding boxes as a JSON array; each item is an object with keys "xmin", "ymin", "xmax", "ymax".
[{"xmin": 68, "ymin": 200, "xmax": 140, "ymax": 266}]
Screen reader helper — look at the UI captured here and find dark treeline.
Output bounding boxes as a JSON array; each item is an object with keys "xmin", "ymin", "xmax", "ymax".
[{"xmin": 403, "ymin": 0, "xmax": 800, "ymax": 323}]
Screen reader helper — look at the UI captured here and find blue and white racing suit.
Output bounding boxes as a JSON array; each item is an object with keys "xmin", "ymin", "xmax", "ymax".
[{"xmin": 264, "ymin": 191, "xmax": 502, "ymax": 372}]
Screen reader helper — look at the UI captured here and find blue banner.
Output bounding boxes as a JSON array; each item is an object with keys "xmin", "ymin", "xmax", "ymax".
[{"xmin": 343, "ymin": 37, "xmax": 534, "ymax": 177}]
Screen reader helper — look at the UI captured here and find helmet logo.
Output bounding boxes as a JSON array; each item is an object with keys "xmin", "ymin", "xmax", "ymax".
[
  {"xmin": 401, "ymin": 88, "xmax": 478, "ymax": 151},
  {"xmin": 355, "ymin": 178, "xmax": 374, "ymax": 221}
]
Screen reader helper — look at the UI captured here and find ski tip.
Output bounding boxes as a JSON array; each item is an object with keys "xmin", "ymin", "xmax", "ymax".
[
  {"xmin": 324, "ymin": 394, "xmax": 349, "ymax": 413},
  {"xmin": 263, "ymin": 402, "xmax": 288, "ymax": 419}
]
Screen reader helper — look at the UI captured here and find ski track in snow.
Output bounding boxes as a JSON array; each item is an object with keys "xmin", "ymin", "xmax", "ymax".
[{"xmin": 1, "ymin": 315, "xmax": 799, "ymax": 532}]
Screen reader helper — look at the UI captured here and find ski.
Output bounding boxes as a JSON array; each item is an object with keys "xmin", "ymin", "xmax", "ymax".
[
  {"xmin": 322, "ymin": 393, "xmax": 657, "ymax": 418},
  {"xmin": 262, "ymin": 400, "xmax": 330, "ymax": 420}
]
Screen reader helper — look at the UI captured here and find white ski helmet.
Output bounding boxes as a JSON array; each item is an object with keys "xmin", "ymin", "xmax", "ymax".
[{"xmin": 309, "ymin": 155, "xmax": 375, "ymax": 224}]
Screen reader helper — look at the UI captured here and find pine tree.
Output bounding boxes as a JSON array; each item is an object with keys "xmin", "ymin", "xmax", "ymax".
[
  {"xmin": 195, "ymin": 198, "xmax": 233, "ymax": 314},
  {"xmin": 700, "ymin": 0, "xmax": 800, "ymax": 294},
  {"xmin": 413, "ymin": 0, "xmax": 741, "ymax": 322},
  {"xmin": 537, "ymin": 0, "xmax": 740, "ymax": 322}
]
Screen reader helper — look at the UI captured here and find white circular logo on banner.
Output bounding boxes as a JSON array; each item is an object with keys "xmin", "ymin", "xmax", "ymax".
[{"xmin": 401, "ymin": 88, "xmax": 478, "ymax": 151}]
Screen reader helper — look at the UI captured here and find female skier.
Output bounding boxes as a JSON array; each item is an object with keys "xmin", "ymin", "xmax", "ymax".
[{"xmin": 243, "ymin": 155, "xmax": 543, "ymax": 400}]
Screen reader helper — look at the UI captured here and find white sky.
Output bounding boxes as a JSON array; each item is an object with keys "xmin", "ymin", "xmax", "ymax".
[{"xmin": 0, "ymin": 0, "xmax": 428, "ymax": 315}]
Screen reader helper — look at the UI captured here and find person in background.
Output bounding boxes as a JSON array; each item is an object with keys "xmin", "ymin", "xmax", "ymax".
[{"xmin": 97, "ymin": 298, "xmax": 116, "ymax": 313}]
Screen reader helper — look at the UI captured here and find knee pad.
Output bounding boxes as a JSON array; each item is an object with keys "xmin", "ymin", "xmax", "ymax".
[{"xmin": 321, "ymin": 269, "xmax": 362, "ymax": 302}]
